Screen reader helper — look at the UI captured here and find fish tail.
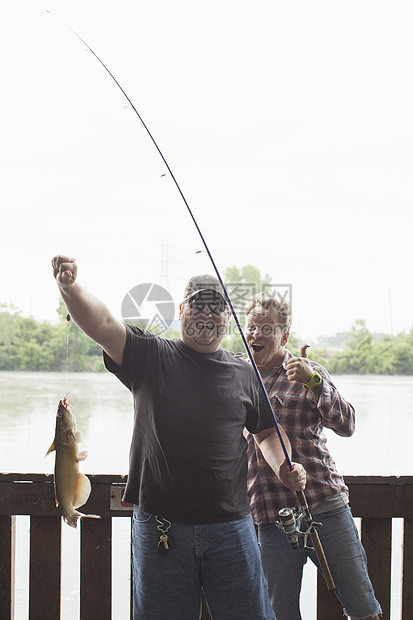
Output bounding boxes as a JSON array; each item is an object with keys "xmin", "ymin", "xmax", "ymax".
[
  {"xmin": 64, "ymin": 512, "xmax": 80, "ymax": 528},
  {"xmin": 78, "ymin": 512, "xmax": 101, "ymax": 520},
  {"xmin": 63, "ymin": 511, "xmax": 101, "ymax": 528}
]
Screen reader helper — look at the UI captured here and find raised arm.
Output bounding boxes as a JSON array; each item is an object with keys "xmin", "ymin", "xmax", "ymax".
[{"xmin": 52, "ymin": 255, "xmax": 126, "ymax": 367}]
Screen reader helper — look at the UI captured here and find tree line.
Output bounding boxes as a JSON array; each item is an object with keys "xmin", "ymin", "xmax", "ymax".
[
  {"xmin": 291, "ymin": 319, "xmax": 413, "ymax": 375},
  {"xmin": 0, "ymin": 301, "xmax": 104, "ymax": 372},
  {"xmin": 1, "ymin": 263, "xmax": 412, "ymax": 374},
  {"xmin": 221, "ymin": 265, "xmax": 413, "ymax": 375},
  {"xmin": 1, "ymin": 303, "xmax": 413, "ymax": 375}
]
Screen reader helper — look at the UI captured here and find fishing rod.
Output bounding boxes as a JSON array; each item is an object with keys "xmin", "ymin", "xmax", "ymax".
[{"xmin": 30, "ymin": 1, "xmax": 335, "ymax": 590}]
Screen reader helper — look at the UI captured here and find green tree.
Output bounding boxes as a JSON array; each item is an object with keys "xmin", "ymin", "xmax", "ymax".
[
  {"xmin": 0, "ymin": 303, "xmax": 22, "ymax": 369},
  {"xmin": 56, "ymin": 299, "xmax": 104, "ymax": 371},
  {"xmin": 221, "ymin": 265, "xmax": 290, "ymax": 354},
  {"xmin": 368, "ymin": 336, "xmax": 396, "ymax": 374},
  {"xmin": 388, "ymin": 333, "xmax": 413, "ymax": 375},
  {"xmin": 221, "ymin": 265, "xmax": 269, "ymax": 353},
  {"xmin": 328, "ymin": 348, "xmax": 353, "ymax": 374},
  {"xmin": 327, "ymin": 320, "xmax": 373, "ymax": 374},
  {"xmin": 348, "ymin": 319, "xmax": 374, "ymax": 373}
]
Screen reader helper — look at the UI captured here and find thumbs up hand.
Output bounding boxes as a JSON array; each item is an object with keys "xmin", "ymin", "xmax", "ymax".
[{"xmin": 285, "ymin": 344, "xmax": 314, "ymax": 384}]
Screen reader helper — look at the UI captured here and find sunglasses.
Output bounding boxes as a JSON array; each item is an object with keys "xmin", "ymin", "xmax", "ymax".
[{"xmin": 188, "ymin": 299, "xmax": 228, "ymax": 314}]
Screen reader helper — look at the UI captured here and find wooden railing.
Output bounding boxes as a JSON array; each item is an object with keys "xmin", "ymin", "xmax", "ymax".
[{"xmin": 1, "ymin": 474, "xmax": 412, "ymax": 619}]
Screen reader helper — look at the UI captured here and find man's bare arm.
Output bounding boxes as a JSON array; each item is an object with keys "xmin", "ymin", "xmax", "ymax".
[
  {"xmin": 254, "ymin": 427, "xmax": 306, "ymax": 491},
  {"xmin": 52, "ymin": 255, "xmax": 126, "ymax": 366}
]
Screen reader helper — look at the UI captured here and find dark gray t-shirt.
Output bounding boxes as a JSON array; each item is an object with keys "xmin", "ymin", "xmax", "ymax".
[{"xmin": 104, "ymin": 325, "xmax": 274, "ymax": 523}]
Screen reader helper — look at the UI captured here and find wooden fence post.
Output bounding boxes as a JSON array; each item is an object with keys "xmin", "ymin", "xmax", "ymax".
[{"xmin": 0, "ymin": 514, "xmax": 16, "ymax": 620}]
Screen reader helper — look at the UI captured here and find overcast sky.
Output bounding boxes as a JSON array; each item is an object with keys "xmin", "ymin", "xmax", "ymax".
[{"xmin": 1, "ymin": 0, "xmax": 412, "ymax": 342}]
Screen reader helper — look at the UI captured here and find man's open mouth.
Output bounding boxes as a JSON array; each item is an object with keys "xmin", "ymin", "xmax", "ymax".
[{"xmin": 251, "ymin": 344, "xmax": 264, "ymax": 352}]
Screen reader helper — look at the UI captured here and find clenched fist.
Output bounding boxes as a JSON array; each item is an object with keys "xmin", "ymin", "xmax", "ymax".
[{"xmin": 52, "ymin": 255, "xmax": 78, "ymax": 288}]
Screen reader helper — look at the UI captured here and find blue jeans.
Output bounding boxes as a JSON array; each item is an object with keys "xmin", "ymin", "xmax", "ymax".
[
  {"xmin": 132, "ymin": 508, "xmax": 276, "ymax": 619},
  {"xmin": 258, "ymin": 504, "xmax": 382, "ymax": 620}
]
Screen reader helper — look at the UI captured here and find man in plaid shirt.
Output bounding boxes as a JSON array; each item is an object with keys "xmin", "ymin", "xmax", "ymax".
[{"xmin": 244, "ymin": 291, "xmax": 381, "ymax": 620}]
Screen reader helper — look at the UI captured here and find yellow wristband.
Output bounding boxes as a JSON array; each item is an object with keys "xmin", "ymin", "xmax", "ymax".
[{"xmin": 304, "ymin": 372, "xmax": 322, "ymax": 390}]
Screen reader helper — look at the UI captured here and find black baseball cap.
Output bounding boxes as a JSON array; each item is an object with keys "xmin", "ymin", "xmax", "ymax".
[{"xmin": 182, "ymin": 274, "xmax": 228, "ymax": 304}]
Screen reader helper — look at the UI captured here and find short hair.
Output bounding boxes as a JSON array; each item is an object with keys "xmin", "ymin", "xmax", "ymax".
[{"xmin": 245, "ymin": 291, "xmax": 292, "ymax": 333}]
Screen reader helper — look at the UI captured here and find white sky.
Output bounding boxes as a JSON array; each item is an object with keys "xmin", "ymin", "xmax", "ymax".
[{"xmin": 1, "ymin": 0, "xmax": 412, "ymax": 341}]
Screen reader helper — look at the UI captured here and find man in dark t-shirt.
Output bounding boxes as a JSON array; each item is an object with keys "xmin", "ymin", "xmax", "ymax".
[{"xmin": 52, "ymin": 256, "xmax": 306, "ymax": 620}]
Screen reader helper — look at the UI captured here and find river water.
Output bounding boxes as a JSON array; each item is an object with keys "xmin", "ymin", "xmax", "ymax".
[{"xmin": 1, "ymin": 371, "xmax": 412, "ymax": 619}]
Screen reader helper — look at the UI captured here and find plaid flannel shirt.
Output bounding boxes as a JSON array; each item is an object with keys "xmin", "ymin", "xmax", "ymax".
[{"xmin": 245, "ymin": 349, "xmax": 355, "ymax": 524}]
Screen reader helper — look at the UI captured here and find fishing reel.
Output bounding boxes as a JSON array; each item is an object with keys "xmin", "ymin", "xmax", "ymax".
[{"xmin": 276, "ymin": 506, "xmax": 321, "ymax": 550}]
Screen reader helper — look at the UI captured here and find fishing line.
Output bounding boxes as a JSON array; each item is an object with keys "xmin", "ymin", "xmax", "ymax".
[
  {"xmin": 29, "ymin": 1, "xmax": 335, "ymax": 590},
  {"xmin": 65, "ymin": 313, "xmax": 71, "ymax": 373},
  {"xmin": 28, "ymin": 0, "xmax": 292, "ymax": 465}
]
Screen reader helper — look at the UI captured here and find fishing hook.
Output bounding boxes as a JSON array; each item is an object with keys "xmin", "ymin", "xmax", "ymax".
[{"xmin": 29, "ymin": 1, "xmax": 335, "ymax": 590}]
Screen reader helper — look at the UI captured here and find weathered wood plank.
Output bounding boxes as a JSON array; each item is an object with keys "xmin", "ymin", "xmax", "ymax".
[
  {"xmin": 347, "ymin": 477, "xmax": 413, "ymax": 518},
  {"xmin": 316, "ymin": 571, "xmax": 343, "ymax": 620},
  {"xmin": 1, "ymin": 475, "xmax": 413, "ymax": 619},
  {"xmin": 29, "ymin": 516, "xmax": 61, "ymax": 620},
  {"xmin": 0, "ymin": 472, "xmax": 127, "ymax": 484},
  {"xmin": 402, "ymin": 518, "xmax": 413, "ymax": 620},
  {"xmin": 80, "ymin": 517, "xmax": 112, "ymax": 619},
  {"xmin": 361, "ymin": 517, "xmax": 391, "ymax": 620},
  {"xmin": 0, "ymin": 479, "xmax": 57, "ymax": 517},
  {"xmin": 0, "ymin": 476, "xmax": 132, "ymax": 518},
  {"xmin": 4, "ymin": 474, "xmax": 412, "ymax": 518},
  {"xmin": 0, "ymin": 514, "xmax": 16, "ymax": 620}
]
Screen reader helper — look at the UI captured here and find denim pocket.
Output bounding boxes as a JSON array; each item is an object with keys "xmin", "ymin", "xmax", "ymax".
[{"xmin": 132, "ymin": 507, "xmax": 153, "ymax": 523}]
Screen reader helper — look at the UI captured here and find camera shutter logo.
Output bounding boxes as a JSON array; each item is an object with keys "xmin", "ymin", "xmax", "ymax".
[{"xmin": 121, "ymin": 283, "xmax": 175, "ymax": 334}]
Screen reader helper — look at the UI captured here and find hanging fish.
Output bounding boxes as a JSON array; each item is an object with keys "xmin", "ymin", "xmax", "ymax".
[{"xmin": 45, "ymin": 397, "xmax": 100, "ymax": 528}]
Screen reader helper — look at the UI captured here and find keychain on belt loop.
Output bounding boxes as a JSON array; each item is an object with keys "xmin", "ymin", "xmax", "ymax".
[{"xmin": 156, "ymin": 516, "xmax": 172, "ymax": 555}]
